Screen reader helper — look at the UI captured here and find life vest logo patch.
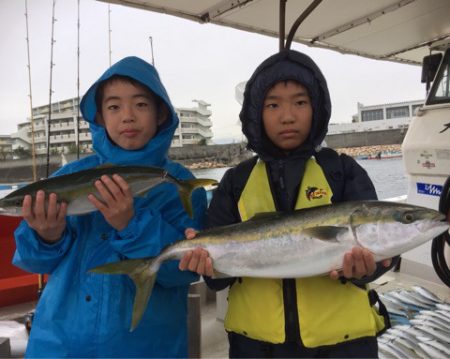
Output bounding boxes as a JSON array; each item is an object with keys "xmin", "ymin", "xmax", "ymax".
[{"xmin": 305, "ymin": 186, "xmax": 327, "ymax": 201}]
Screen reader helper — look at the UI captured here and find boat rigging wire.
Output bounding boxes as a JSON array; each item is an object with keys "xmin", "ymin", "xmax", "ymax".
[
  {"xmin": 24, "ymin": 0, "xmax": 37, "ymax": 182},
  {"xmin": 45, "ymin": 0, "xmax": 57, "ymax": 178}
]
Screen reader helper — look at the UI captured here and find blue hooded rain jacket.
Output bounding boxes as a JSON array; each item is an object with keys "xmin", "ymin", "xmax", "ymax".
[{"xmin": 13, "ymin": 56, "xmax": 206, "ymax": 358}]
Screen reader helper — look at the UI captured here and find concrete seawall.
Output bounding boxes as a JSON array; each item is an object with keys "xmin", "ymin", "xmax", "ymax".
[
  {"xmin": 169, "ymin": 143, "xmax": 253, "ymax": 168},
  {"xmin": 0, "ymin": 144, "xmax": 253, "ymax": 183},
  {"xmin": 325, "ymin": 128, "xmax": 407, "ymax": 148},
  {"xmin": 0, "ymin": 130, "xmax": 405, "ymax": 183}
]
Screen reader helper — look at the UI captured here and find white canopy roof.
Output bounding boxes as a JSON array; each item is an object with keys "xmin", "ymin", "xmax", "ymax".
[{"xmin": 98, "ymin": 0, "xmax": 450, "ymax": 65}]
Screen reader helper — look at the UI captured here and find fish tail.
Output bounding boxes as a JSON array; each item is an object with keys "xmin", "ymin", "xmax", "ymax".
[
  {"xmin": 89, "ymin": 257, "xmax": 159, "ymax": 331},
  {"xmin": 176, "ymin": 178, "xmax": 218, "ymax": 218}
]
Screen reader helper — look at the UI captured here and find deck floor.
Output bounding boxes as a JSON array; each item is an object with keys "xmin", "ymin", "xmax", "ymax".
[
  {"xmin": 0, "ymin": 298, "xmax": 228, "ymax": 358},
  {"xmin": 0, "ymin": 271, "xmax": 448, "ymax": 358}
]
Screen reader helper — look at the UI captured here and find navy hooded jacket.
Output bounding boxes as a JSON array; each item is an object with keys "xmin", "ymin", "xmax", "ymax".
[
  {"xmin": 204, "ymin": 51, "xmax": 394, "ymax": 347},
  {"xmin": 13, "ymin": 56, "xmax": 206, "ymax": 358}
]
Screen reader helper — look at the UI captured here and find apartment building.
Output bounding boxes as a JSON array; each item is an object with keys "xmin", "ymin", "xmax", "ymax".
[
  {"xmin": 11, "ymin": 97, "xmax": 214, "ymax": 157},
  {"xmin": 356, "ymin": 99, "xmax": 424, "ymax": 122},
  {"xmin": 0, "ymin": 135, "xmax": 13, "ymax": 160},
  {"xmin": 328, "ymin": 99, "xmax": 424, "ymax": 135}
]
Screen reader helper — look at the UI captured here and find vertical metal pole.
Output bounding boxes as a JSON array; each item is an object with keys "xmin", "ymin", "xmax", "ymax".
[
  {"xmin": 285, "ymin": 0, "xmax": 322, "ymax": 50},
  {"xmin": 24, "ymin": 0, "xmax": 37, "ymax": 182},
  {"xmin": 46, "ymin": 0, "xmax": 57, "ymax": 178},
  {"xmin": 279, "ymin": 0, "xmax": 286, "ymax": 51},
  {"xmin": 188, "ymin": 293, "xmax": 201, "ymax": 358}
]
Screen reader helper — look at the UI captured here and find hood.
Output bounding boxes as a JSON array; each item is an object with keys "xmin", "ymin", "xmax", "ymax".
[
  {"xmin": 80, "ymin": 56, "xmax": 178, "ymax": 167},
  {"xmin": 240, "ymin": 50, "xmax": 331, "ymax": 161}
]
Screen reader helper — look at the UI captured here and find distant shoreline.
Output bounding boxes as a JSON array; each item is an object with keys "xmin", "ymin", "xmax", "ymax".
[
  {"xmin": 187, "ymin": 144, "xmax": 402, "ymax": 169},
  {"xmin": 335, "ymin": 144, "xmax": 402, "ymax": 159}
]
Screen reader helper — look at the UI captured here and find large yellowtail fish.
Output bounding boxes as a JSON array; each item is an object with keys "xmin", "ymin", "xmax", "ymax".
[
  {"xmin": 0, "ymin": 165, "xmax": 217, "ymax": 218},
  {"xmin": 90, "ymin": 201, "xmax": 448, "ymax": 330}
]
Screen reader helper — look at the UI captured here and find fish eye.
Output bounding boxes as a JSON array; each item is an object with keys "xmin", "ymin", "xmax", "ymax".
[
  {"xmin": 15, "ymin": 199, "xmax": 22, "ymax": 206},
  {"xmin": 402, "ymin": 212, "xmax": 415, "ymax": 223}
]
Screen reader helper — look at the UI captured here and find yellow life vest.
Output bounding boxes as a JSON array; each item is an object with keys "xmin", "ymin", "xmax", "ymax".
[{"xmin": 225, "ymin": 158, "xmax": 386, "ymax": 347}]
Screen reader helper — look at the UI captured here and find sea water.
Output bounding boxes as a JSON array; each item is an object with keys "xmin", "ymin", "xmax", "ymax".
[{"xmin": 193, "ymin": 157, "xmax": 407, "ymax": 200}]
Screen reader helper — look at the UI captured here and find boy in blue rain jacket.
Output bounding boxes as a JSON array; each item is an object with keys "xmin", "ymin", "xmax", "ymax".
[{"xmin": 13, "ymin": 56, "xmax": 207, "ymax": 358}]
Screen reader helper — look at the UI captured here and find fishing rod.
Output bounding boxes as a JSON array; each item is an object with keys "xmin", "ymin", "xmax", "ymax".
[
  {"xmin": 24, "ymin": 0, "xmax": 37, "ymax": 182},
  {"xmin": 108, "ymin": 4, "xmax": 112, "ymax": 66},
  {"xmin": 23, "ymin": 0, "xmax": 43, "ymax": 333},
  {"xmin": 149, "ymin": 36, "xmax": 155, "ymax": 66},
  {"xmin": 45, "ymin": 0, "xmax": 57, "ymax": 179}
]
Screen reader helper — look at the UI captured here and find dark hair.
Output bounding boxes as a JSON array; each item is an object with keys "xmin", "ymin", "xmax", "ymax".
[{"xmin": 95, "ymin": 75, "xmax": 166, "ymax": 116}]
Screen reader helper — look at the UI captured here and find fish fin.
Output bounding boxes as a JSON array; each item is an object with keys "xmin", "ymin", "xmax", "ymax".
[
  {"xmin": 89, "ymin": 257, "xmax": 159, "ymax": 331},
  {"xmin": 89, "ymin": 258, "xmax": 149, "ymax": 275},
  {"xmin": 302, "ymin": 226, "xmax": 349, "ymax": 241},
  {"xmin": 129, "ymin": 271, "xmax": 157, "ymax": 332},
  {"xmin": 176, "ymin": 178, "xmax": 218, "ymax": 218}
]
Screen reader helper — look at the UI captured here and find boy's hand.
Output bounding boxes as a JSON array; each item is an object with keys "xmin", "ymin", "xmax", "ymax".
[
  {"xmin": 22, "ymin": 190, "xmax": 67, "ymax": 243},
  {"xmin": 88, "ymin": 174, "xmax": 134, "ymax": 231},
  {"xmin": 329, "ymin": 247, "xmax": 392, "ymax": 280},
  {"xmin": 179, "ymin": 228, "xmax": 214, "ymax": 277}
]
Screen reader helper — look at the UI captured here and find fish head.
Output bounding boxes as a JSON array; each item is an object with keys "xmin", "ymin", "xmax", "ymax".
[
  {"xmin": 0, "ymin": 195, "xmax": 24, "ymax": 216},
  {"xmin": 350, "ymin": 202, "xmax": 448, "ymax": 259}
]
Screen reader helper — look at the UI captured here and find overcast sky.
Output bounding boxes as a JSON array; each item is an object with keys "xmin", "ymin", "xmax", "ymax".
[{"xmin": 0, "ymin": 0, "xmax": 426, "ymax": 143}]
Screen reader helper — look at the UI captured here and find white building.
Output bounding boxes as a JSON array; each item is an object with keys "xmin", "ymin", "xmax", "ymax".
[
  {"xmin": 173, "ymin": 100, "xmax": 213, "ymax": 146},
  {"xmin": 11, "ymin": 97, "xmax": 214, "ymax": 157},
  {"xmin": 0, "ymin": 135, "xmax": 13, "ymax": 160},
  {"xmin": 328, "ymin": 99, "xmax": 424, "ymax": 135},
  {"xmin": 11, "ymin": 98, "xmax": 91, "ymax": 157}
]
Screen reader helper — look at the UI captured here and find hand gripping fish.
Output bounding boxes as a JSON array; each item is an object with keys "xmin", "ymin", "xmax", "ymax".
[
  {"xmin": 90, "ymin": 200, "xmax": 449, "ymax": 330},
  {"xmin": 0, "ymin": 165, "xmax": 217, "ymax": 218}
]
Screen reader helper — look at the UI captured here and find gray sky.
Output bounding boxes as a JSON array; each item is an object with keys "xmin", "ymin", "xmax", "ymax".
[{"xmin": 0, "ymin": 0, "xmax": 426, "ymax": 143}]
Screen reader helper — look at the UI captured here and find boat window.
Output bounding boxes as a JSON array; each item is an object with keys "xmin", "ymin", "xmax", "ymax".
[{"xmin": 427, "ymin": 49, "xmax": 450, "ymax": 105}]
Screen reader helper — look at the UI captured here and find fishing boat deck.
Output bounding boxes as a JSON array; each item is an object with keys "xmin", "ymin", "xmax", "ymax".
[
  {"xmin": 0, "ymin": 271, "xmax": 448, "ymax": 358},
  {"xmin": 0, "ymin": 290, "xmax": 229, "ymax": 358}
]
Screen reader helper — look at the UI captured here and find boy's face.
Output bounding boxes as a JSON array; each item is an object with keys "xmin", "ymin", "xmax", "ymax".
[
  {"xmin": 262, "ymin": 81, "xmax": 312, "ymax": 151},
  {"xmin": 96, "ymin": 79, "xmax": 166, "ymax": 150}
]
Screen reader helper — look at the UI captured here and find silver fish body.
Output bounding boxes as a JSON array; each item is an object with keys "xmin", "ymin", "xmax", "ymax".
[
  {"xmin": 425, "ymin": 340, "xmax": 450, "ymax": 356},
  {"xmin": 91, "ymin": 200, "xmax": 448, "ymax": 330},
  {"xmin": 166, "ymin": 200, "xmax": 448, "ymax": 277},
  {"xmin": 0, "ymin": 165, "xmax": 217, "ymax": 217},
  {"xmin": 412, "ymin": 286, "xmax": 442, "ymax": 303}
]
